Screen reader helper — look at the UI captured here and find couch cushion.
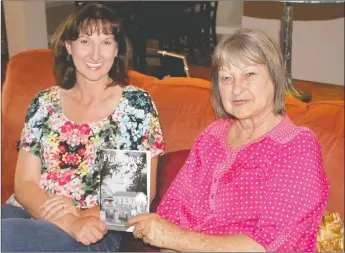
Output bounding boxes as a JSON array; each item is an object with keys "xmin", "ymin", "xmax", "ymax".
[
  {"xmin": 1, "ymin": 49, "xmax": 55, "ymax": 202},
  {"xmin": 297, "ymin": 100, "xmax": 344, "ymax": 222},
  {"xmin": 285, "ymin": 95, "xmax": 308, "ymax": 122},
  {"xmin": 128, "ymin": 70, "xmax": 159, "ymax": 88},
  {"xmin": 151, "ymin": 149, "xmax": 191, "ymax": 212},
  {"xmin": 137, "ymin": 78, "xmax": 216, "ymax": 153},
  {"xmin": 303, "ymin": 101, "xmax": 344, "ymax": 136}
]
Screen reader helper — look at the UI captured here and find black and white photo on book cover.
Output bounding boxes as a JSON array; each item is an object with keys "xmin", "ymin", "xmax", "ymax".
[{"xmin": 97, "ymin": 149, "xmax": 151, "ymax": 232}]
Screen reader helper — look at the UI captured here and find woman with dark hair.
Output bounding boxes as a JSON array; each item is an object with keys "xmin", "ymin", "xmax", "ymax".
[
  {"xmin": 1, "ymin": 3, "xmax": 164, "ymax": 252},
  {"xmin": 127, "ymin": 29, "xmax": 329, "ymax": 252}
]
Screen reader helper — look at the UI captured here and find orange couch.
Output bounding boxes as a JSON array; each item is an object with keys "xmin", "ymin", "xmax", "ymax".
[{"xmin": 2, "ymin": 49, "xmax": 344, "ymax": 251}]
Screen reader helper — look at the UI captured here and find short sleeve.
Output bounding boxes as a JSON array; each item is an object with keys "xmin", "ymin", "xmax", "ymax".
[
  {"xmin": 140, "ymin": 94, "xmax": 165, "ymax": 157},
  {"xmin": 17, "ymin": 91, "xmax": 49, "ymax": 158},
  {"xmin": 248, "ymin": 131, "xmax": 330, "ymax": 252}
]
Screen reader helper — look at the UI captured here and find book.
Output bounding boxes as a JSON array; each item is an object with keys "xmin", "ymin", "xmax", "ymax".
[{"xmin": 97, "ymin": 149, "xmax": 151, "ymax": 232}]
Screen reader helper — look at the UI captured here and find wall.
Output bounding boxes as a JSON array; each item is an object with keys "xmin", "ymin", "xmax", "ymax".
[
  {"xmin": 216, "ymin": 1, "xmax": 243, "ymax": 35},
  {"xmin": 3, "ymin": 1, "xmax": 48, "ymax": 58},
  {"xmin": 241, "ymin": 2, "xmax": 344, "ymax": 86},
  {"xmin": 3, "ymin": 1, "xmax": 344, "ymax": 85}
]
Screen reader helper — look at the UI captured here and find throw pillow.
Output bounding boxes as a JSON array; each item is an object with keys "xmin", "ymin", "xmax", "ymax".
[
  {"xmin": 317, "ymin": 211, "xmax": 344, "ymax": 252},
  {"xmin": 151, "ymin": 149, "xmax": 191, "ymax": 212}
]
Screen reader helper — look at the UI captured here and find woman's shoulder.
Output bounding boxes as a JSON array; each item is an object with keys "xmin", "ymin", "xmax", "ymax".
[
  {"xmin": 122, "ymin": 85, "xmax": 155, "ymax": 108},
  {"xmin": 31, "ymin": 86, "xmax": 60, "ymax": 102},
  {"xmin": 26, "ymin": 86, "xmax": 60, "ymax": 112},
  {"xmin": 290, "ymin": 125, "xmax": 321, "ymax": 148},
  {"xmin": 123, "ymin": 85, "xmax": 151, "ymax": 99},
  {"xmin": 23, "ymin": 86, "xmax": 60, "ymax": 123},
  {"xmin": 270, "ymin": 116, "xmax": 320, "ymax": 147}
]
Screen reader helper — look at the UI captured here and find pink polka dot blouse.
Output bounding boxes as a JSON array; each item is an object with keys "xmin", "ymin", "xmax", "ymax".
[{"xmin": 157, "ymin": 116, "xmax": 330, "ymax": 252}]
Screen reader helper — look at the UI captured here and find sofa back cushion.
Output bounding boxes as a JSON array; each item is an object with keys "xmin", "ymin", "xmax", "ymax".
[
  {"xmin": 1, "ymin": 49, "xmax": 55, "ymax": 201},
  {"xmin": 285, "ymin": 95, "xmax": 308, "ymax": 121},
  {"xmin": 128, "ymin": 69, "xmax": 159, "ymax": 87},
  {"xmin": 295, "ymin": 101, "xmax": 344, "ymax": 221},
  {"xmin": 137, "ymin": 77, "xmax": 216, "ymax": 153}
]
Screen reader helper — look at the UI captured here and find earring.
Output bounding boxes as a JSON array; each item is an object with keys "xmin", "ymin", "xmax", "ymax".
[{"xmin": 66, "ymin": 54, "xmax": 72, "ymax": 62}]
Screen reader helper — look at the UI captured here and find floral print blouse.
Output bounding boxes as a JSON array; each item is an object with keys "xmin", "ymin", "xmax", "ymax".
[{"xmin": 7, "ymin": 85, "xmax": 165, "ymax": 209}]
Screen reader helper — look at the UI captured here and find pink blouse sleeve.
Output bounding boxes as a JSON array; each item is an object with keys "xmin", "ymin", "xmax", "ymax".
[{"xmin": 249, "ymin": 130, "xmax": 330, "ymax": 252}]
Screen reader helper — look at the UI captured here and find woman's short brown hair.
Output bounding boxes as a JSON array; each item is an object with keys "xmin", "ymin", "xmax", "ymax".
[
  {"xmin": 51, "ymin": 2, "xmax": 130, "ymax": 89},
  {"xmin": 211, "ymin": 28, "xmax": 287, "ymax": 118}
]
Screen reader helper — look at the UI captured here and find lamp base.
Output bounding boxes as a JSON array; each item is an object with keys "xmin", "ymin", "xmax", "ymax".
[{"xmin": 286, "ymin": 82, "xmax": 312, "ymax": 103}]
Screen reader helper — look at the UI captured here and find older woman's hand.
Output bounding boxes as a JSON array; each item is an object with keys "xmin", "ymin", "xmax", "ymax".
[
  {"xmin": 126, "ymin": 213, "xmax": 183, "ymax": 249},
  {"xmin": 40, "ymin": 195, "xmax": 80, "ymax": 221}
]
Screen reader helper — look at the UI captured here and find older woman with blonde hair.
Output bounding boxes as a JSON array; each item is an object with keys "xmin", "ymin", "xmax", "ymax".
[{"xmin": 127, "ymin": 28, "xmax": 330, "ymax": 252}]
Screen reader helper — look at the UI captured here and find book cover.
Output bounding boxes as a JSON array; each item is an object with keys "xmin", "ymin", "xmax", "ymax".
[{"xmin": 97, "ymin": 149, "xmax": 151, "ymax": 232}]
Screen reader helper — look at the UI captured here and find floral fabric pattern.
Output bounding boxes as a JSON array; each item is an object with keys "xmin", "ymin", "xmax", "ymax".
[{"xmin": 7, "ymin": 86, "xmax": 164, "ymax": 209}]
